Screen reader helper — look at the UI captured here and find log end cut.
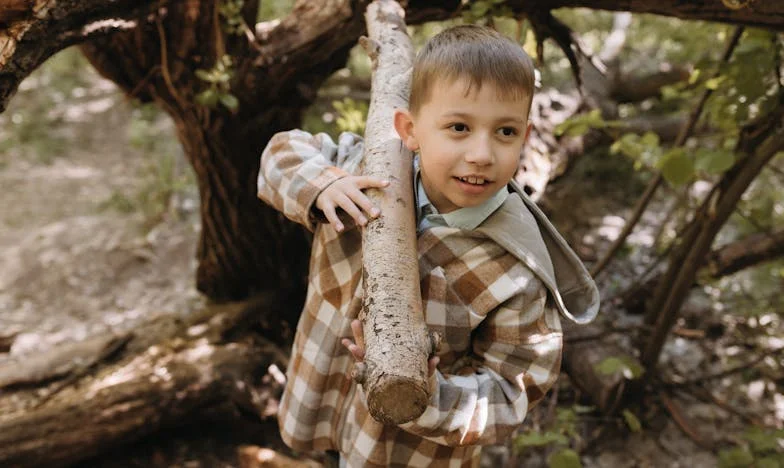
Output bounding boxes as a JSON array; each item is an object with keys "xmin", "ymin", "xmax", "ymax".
[{"xmin": 366, "ymin": 373, "xmax": 429, "ymax": 425}]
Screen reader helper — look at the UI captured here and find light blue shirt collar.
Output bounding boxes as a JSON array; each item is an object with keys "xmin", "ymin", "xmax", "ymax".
[{"xmin": 413, "ymin": 158, "xmax": 508, "ymax": 231}]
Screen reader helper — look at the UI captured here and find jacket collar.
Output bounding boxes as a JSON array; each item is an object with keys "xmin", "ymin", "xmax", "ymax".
[{"xmin": 475, "ymin": 180, "xmax": 600, "ymax": 324}]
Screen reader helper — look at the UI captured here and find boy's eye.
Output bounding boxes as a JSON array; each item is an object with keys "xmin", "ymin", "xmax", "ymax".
[
  {"xmin": 450, "ymin": 123, "xmax": 468, "ymax": 133},
  {"xmin": 498, "ymin": 127, "xmax": 518, "ymax": 137}
]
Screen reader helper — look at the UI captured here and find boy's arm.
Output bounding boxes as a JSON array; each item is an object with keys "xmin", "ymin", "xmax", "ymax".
[
  {"xmin": 399, "ymin": 277, "xmax": 563, "ymax": 447},
  {"xmin": 257, "ymin": 129, "xmax": 363, "ymax": 230}
]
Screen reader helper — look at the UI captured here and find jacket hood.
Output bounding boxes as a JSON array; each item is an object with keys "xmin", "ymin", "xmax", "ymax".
[{"xmin": 476, "ymin": 180, "xmax": 600, "ymax": 324}]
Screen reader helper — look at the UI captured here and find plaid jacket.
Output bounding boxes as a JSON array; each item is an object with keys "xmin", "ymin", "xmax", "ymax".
[{"xmin": 258, "ymin": 130, "xmax": 595, "ymax": 467}]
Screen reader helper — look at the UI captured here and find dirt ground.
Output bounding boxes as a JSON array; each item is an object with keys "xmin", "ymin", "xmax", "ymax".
[{"xmin": 2, "ymin": 54, "xmax": 780, "ymax": 468}]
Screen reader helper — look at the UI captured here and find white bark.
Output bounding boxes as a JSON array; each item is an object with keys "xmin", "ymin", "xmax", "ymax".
[{"xmin": 357, "ymin": 0, "xmax": 435, "ymax": 425}]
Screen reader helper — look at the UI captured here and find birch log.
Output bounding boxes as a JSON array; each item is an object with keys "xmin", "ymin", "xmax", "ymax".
[{"xmin": 356, "ymin": 0, "xmax": 436, "ymax": 425}]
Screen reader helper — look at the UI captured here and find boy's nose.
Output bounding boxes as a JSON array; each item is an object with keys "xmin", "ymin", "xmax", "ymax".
[{"xmin": 464, "ymin": 135, "xmax": 493, "ymax": 165}]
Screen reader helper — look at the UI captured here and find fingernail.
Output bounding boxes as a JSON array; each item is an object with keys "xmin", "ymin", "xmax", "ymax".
[
  {"xmin": 359, "ymin": 216, "xmax": 367, "ymax": 225},
  {"xmin": 383, "ymin": 180, "xmax": 390, "ymax": 185},
  {"xmin": 371, "ymin": 208, "xmax": 380, "ymax": 217},
  {"xmin": 336, "ymin": 223, "xmax": 343, "ymax": 232}
]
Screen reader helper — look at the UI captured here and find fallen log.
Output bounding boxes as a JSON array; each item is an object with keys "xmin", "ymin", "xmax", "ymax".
[
  {"xmin": 0, "ymin": 297, "xmax": 289, "ymax": 467},
  {"xmin": 562, "ymin": 324, "xmax": 633, "ymax": 414}
]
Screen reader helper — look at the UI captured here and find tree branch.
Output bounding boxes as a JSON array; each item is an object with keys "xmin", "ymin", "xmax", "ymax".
[
  {"xmin": 591, "ymin": 27, "xmax": 745, "ymax": 278},
  {"xmin": 666, "ymin": 346, "xmax": 784, "ymax": 388},
  {"xmin": 4, "ymin": 0, "xmax": 783, "ymax": 113},
  {"xmin": 707, "ymin": 228, "xmax": 784, "ymax": 278},
  {"xmin": 641, "ymin": 92, "xmax": 784, "ymax": 370}
]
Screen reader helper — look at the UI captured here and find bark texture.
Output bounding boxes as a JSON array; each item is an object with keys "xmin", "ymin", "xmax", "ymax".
[
  {"xmin": 0, "ymin": 297, "xmax": 289, "ymax": 467},
  {"xmin": 356, "ymin": 0, "xmax": 435, "ymax": 426}
]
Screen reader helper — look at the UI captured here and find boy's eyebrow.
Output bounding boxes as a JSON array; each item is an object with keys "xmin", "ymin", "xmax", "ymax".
[{"xmin": 441, "ymin": 112, "xmax": 527, "ymax": 125}]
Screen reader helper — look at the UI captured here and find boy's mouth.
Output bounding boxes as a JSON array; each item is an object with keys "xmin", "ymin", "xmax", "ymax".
[{"xmin": 456, "ymin": 176, "xmax": 490, "ymax": 186}]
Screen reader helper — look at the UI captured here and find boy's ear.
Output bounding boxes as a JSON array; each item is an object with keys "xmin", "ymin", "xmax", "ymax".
[
  {"xmin": 523, "ymin": 122, "xmax": 533, "ymax": 143},
  {"xmin": 393, "ymin": 109, "xmax": 419, "ymax": 151}
]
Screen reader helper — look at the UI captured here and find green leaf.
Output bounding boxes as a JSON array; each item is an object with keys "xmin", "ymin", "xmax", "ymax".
[
  {"xmin": 622, "ymin": 409, "xmax": 642, "ymax": 433},
  {"xmin": 756, "ymin": 458, "xmax": 782, "ymax": 468},
  {"xmin": 514, "ymin": 431, "xmax": 568, "ymax": 449},
  {"xmin": 594, "ymin": 356, "xmax": 645, "ymax": 379},
  {"xmin": 471, "ymin": 1, "xmax": 490, "ymax": 16},
  {"xmin": 215, "ymin": 72, "xmax": 232, "ymax": 84},
  {"xmin": 195, "ymin": 69, "xmax": 213, "ymax": 82},
  {"xmin": 548, "ymin": 448, "xmax": 582, "ymax": 468},
  {"xmin": 689, "ymin": 69, "xmax": 701, "ymax": 85},
  {"xmin": 743, "ymin": 427, "xmax": 780, "ymax": 453},
  {"xmin": 661, "ymin": 85, "xmax": 683, "ymax": 101},
  {"xmin": 564, "ymin": 123, "xmax": 590, "ymax": 137},
  {"xmin": 705, "ymin": 76, "xmax": 726, "ymax": 90},
  {"xmin": 573, "ymin": 405, "xmax": 596, "ymax": 414},
  {"xmin": 658, "ymin": 148, "xmax": 694, "ymax": 186},
  {"xmin": 640, "ymin": 131, "xmax": 660, "ymax": 148},
  {"xmin": 195, "ymin": 89, "xmax": 219, "ymax": 108},
  {"xmin": 718, "ymin": 448, "xmax": 754, "ymax": 468},
  {"xmin": 555, "ymin": 110, "xmax": 606, "ymax": 137},
  {"xmin": 219, "ymin": 93, "xmax": 239, "ymax": 111},
  {"xmin": 610, "ymin": 133, "xmax": 645, "ymax": 159},
  {"xmin": 695, "ymin": 148, "xmax": 735, "ymax": 174}
]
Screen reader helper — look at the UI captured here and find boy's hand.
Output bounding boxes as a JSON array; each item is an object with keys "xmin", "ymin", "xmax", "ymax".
[
  {"xmin": 341, "ymin": 319, "xmax": 440, "ymax": 377},
  {"xmin": 316, "ymin": 176, "xmax": 389, "ymax": 232}
]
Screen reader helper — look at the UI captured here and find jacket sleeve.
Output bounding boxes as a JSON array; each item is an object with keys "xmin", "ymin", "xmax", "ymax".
[
  {"xmin": 257, "ymin": 129, "xmax": 365, "ymax": 231},
  {"xmin": 399, "ymin": 269, "xmax": 563, "ymax": 447}
]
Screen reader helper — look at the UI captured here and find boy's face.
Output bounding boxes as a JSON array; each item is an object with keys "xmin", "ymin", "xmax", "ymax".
[{"xmin": 394, "ymin": 77, "xmax": 532, "ymax": 214}]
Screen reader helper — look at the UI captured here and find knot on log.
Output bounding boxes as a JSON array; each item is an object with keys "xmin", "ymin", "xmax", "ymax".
[
  {"xmin": 351, "ymin": 362, "xmax": 367, "ymax": 384},
  {"xmin": 359, "ymin": 36, "xmax": 381, "ymax": 64},
  {"xmin": 429, "ymin": 330, "xmax": 442, "ymax": 355}
]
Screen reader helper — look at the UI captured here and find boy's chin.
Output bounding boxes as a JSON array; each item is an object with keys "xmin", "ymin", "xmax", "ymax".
[{"xmin": 447, "ymin": 195, "xmax": 491, "ymax": 210}]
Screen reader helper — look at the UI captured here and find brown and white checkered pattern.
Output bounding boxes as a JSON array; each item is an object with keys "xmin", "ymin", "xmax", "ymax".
[{"xmin": 258, "ymin": 130, "xmax": 563, "ymax": 467}]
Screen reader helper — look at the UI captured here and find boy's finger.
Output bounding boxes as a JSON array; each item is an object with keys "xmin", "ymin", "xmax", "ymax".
[
  {"xmin": 347, "ymin": 187, "xmax": 380, "ymax": 218},
  {"xmin": 321, "ymin": 202, "xmax": 344, "ymax": 232},
  {"xmin": 428, "ymin": 356, "xmax": 440, "ymax": 377},
  {"xmin": 355, "ymin": 176, "xmax": 390, "ymax": 189},
  {"xmin": 351, "ymin": 319, "xmax": 365, "ymax": 350},
  {"xmin": 335, "ymin": 193, "xmax": 367, "ymax": 226},
  {"xmin": 341, "ymin": 338, "xmax": 364, "ymax": 361}
]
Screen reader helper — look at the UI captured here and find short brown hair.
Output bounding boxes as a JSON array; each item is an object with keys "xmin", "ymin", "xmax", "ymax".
[{"xmin": 409, "ymin": 24, "xmax": 535, "ymax": 115}]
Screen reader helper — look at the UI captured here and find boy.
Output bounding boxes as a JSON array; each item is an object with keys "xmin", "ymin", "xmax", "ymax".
[{"xmin": 257, "ymin": 25, "xmax": 598, "ymax": 467}]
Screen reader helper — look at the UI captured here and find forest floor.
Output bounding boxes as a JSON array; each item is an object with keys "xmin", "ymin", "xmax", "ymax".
[{"xmin": 1, "ymin": 51, "xmax": 780, "ymax": 468}]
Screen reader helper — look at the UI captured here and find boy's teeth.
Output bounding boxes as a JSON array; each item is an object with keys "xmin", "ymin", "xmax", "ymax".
[{"xmin": 460, "ymin": 176, "xmax": 485, "ymax": 185}]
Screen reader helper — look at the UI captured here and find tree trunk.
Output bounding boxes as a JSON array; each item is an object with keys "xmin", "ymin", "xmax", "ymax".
[
  {"xmin": 354, "ymin": 0, "xmax": 436, "ymax": 426},
  {"xmin": 176, "ymin": 112, "xmax": 312, "ymax": 301},
  {"xmin": 77, "ymin": 0, "xmax": 362, "ymax": 302}
]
